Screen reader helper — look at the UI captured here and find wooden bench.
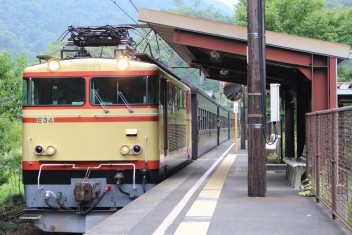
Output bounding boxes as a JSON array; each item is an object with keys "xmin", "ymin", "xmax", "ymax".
[
  {"xmin": 266, "ymin": 134, "xmax": 281, "ymax": 163},
  {"xmin": 283, "ymin": 157, "xmax": 306, "ymax": 189}
]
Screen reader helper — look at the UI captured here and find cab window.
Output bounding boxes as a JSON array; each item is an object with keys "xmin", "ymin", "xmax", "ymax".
[
  {"xmin": 90, "ymin": 76, "xmax": 159, "ymax": 105},
  {"xmin": 22, "ymin": 77, "xmax": 85, "ymax": 106}
]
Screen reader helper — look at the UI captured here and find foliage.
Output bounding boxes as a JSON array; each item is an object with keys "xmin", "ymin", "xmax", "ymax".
[
  {"xmin": 0, "ymin": 0, "xmax": 232, "ymax": 60},
  {"xmin": 0, "ymin": 50, "xmax": 25, "ymax": 205},
  {"xmin": 0, "ymin": 51, "xmax": 28, "ymax": 119},
  {"xmin": 0, "ymin": 220, "xmax": 27, "ymax": 235},
  {"xmin": 39, "ymin": 40, "xmax": 66, "ymax": 60},
  {"xmin": 0, "ymin": 193, "xmax": 24, "ymax": 212},
  {"xmin": 234, "ymin": 0, "xmax": 352, "ymax": 81},
  {"xmin": 298, "ymin": 179, "xmax": 314, "ymax": 197},
  {"xmin": 0, "ymin": 119, "xmax": 21, "ymax": 154},
  {"xmin": 2, "ymin": 149, "xmax": 23, "ymax": 196},
  {"xmin": 234, "ymin": 0, "xmax": 352, "ymax": 46},
  {"xmin": 169, "ymin": 0, "xmax": 233, "ymax": 23},
  {"xmin": 338, "ymin": 66, "xmax": 352, "ymax": 82},
  {"xmin": 349, "ymin": 189, "xmax": 352, "ymax": 224}
]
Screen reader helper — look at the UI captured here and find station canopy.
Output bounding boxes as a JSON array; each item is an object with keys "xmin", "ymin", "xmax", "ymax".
[{"xmin": 138, "ymin": 8, "xmax": 351, "ymax": 110}]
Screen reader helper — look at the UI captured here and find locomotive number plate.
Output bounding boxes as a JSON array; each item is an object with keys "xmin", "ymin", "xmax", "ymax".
[{"xmin": 37, "ymin": 117, "xmax": 54, "ymax": 123}]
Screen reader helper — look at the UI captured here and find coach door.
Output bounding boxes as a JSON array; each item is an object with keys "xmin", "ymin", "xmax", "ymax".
[
  {"xmin": 217, "ymin": 106, "xmax": 220, "ymax": 146},
  {"xmin": 159, "ymin": 77, "xmax": 168, "ymax": 158}
]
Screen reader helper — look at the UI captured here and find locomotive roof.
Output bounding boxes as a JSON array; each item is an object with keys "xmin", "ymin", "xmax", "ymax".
[{"xmin": 24, "ymin": 57, "xmax": 159, "ymax": 73}]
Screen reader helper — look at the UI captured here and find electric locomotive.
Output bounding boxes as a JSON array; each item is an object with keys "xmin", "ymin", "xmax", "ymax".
[
  {"xmin": 21, "ymin": 25, "xmax": 234, "ymax": 233},
  {"xmin": 21, "ymin": 26, "xmax": 192, "ymax": 233}
]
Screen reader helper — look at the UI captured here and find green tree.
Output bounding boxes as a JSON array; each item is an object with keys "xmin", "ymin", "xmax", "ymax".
[
  {"xmin": 234, "ymin": 0, "xmax": 352, "ymax": 45},
  {"xmin": 234, "ymin": 0, "xmax": 352, "ymax": 81},
  {"xmin": 0, "ymin": 51, "xmax": 28, "ymax": 119},
  {"xmin": 338, "ymin": 65, "xmax": 352, "ymax": 82},
  {"xmin": 170, "ymin": 0, "xmax": 233, "ymax": 23},
  {"xmin": 39, "ymin": 40, "xmax": 66, "ymax": 60},
  {"xmin": 0, "ymin": 50, "xmax": 26, "ymax": 192}
]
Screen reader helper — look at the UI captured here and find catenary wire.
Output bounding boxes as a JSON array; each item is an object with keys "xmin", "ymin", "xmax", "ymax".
[
  {"xmin": 129, "ymin": 0, "xmax": 139, "ymax": 12},
  {"xmin": 108, "ymin": 0, "xmax": 193, "ymax": 74}
]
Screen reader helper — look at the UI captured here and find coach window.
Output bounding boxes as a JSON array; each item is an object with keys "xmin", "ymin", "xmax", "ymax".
[
  {"xmin": 22, "ymin": 77, "xmax": 85, "ymax": 106},
  {"xmin": 179, "ymin": 90, "xmax": 183, "ymax": 108},
  {"xmin": 198, "ymin": 108, "xmax": 202, "ymax": 130},
  {"xmin": 168, "ymin": 83, "xmax": 174, "ymax": 106},
  {"xmin": 182, "ymin": 90, "xmax": 186, "ymax": 108},
  {"xmin": 205, "ymin": 111, "xmax": 208, "ymax": 129},
  {"xmin": 175, "ymin": 87, "xmax": 179, "ymax": 107}
]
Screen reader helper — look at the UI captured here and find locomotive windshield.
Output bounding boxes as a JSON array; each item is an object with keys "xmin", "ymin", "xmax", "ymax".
[
  {"xmin": 22, "ymin": 76, "xmax": 159, "ymax": 106},
  {"xmin": 23, "ymin": 77, "xmax": 85, "ymax": 106},
  {"xmin": 90, "ymin": 76, "xmax": 159, "ymax": 105}
]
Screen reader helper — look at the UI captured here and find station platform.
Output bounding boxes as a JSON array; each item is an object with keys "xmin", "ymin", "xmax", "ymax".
[{"xmin": 85, "ymin": 140, "xmax": 350, "ymax": 235}]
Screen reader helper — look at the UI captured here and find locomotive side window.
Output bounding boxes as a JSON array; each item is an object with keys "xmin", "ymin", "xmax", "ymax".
[
  {"xmin": 90, "ymin": 76, "xmax": 158, "ymax": 105},
  {"xmin": 148, "ymin": 76, "xmax": 159, "ymax": 104},
  {"xmin": 22, "ymin": 77, "xmax": 85, "ymax": 106}
]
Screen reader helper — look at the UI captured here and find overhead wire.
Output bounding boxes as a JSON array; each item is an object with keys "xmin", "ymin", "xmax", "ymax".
[
  {"xmin": 116, "ymin": 0, "xmax": 185, "ymax": 65},
  {"xmin": 110, "ymin": 0, "xmax": 137, "ymax": 24},
  {"xmin": 108, "ymin": 0, "xmax": 190, "ymax": 73},
  {"xmin": 128, "ymin": 0, "xmax": 139, "ymax": 12}
]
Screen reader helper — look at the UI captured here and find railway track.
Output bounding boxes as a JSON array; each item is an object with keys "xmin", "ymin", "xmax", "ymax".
[{"xmin": 0, "ymin": 208, "xmax": 26, "ymax": 221}]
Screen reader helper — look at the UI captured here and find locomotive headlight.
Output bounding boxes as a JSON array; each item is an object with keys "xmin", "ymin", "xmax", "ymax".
[
  {"xmin": 34, "ymin": 145, "xmax": 44, "ymax": 155},
  {"xmin": 46, "ymin": 145, "xmax": 57, "ymax": 156},
  {"xmin": 132, "ymin": 145, "xmax": 142, "ymax": 155},
  {"xmin": 47, "ymin": 58, "xmax": 60, "ymax": 72},
  {"xmin": 117, "ymin": 57, "xmax": 129, "ymax": 70},
  {"xmin": 120, "ymin": 145, "xmax": 130, "ymax": 155}
]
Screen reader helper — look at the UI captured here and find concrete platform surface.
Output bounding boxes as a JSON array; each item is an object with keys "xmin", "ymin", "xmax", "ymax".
[{"xmin": 85, "ymin": 140, "xmax": 351, "ymax": 235}]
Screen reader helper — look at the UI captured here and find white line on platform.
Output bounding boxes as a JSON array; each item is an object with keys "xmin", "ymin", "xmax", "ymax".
[{"xmin": 152, "ymin": 143, "xmax": 234, "ymax": 235}]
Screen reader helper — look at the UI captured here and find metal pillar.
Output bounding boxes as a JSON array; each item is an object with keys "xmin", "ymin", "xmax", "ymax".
[
  {"xmin": 247, "ymin": 0, "xmax": 267, "ymax": 197},
  {"xmin": 241, "ymin": 93, "xmax": 246, "ymax": 149},
  {"xmin": 297, "ymin": 77, "xmax": 310, "ymax": 158},
  {"xmin": 285, "ymin": 90, "xmax": 295, "ymax": 158}
]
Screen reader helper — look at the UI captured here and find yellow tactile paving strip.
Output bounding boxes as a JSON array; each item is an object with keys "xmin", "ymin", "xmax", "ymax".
[
  {"xmin": 186, "ymin": 200, "xmax": 217, "ymax": 217},
  {"xmin": 174, "ymin": 222, "xmax": 210, "ymax": 235},
  {"xmin": 174, "ymin": 154, "xmax": 236, "ymax": 235},
  {"xmin": 199, "ymin": 189, "xmax": 221, "ymax": 197},
  {"xmin": 204, "ymin": 154, "xmax": 235, "ymax": 190}
]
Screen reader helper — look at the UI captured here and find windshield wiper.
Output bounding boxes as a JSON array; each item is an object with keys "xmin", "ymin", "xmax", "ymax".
[
  {"xmin": 118, "ymin": 91, "xmax": 134, "ymax": 113},
  {"xmin": 94, "ymin": 91, "xmax": 109, "ymax": 113}
]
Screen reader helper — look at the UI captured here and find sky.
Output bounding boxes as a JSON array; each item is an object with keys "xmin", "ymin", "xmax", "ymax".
[{"xmin": 217, "ymin": 0, "xmax": 239, "ymax": 7}]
